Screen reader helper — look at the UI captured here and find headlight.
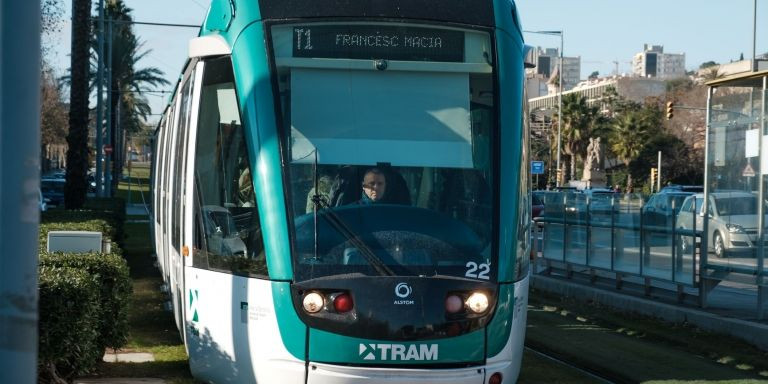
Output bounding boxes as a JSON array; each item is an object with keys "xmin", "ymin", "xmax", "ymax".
[
  {"xmin": 466, "ymin": 292, "xmax": 489, "ymax": 313},
  {"xmin": 726, "ymin": 224, "xmax": 745, "ymax": 233},
  {"xmin": 302, "ymin": 292, "xmax": 325, "ymax": 313}
]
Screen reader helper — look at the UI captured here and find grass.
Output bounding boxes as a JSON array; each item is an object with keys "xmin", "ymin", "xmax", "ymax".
[
  {"xmin": 518, "ymin": 349, "xmax": 601, "ymax": 384},
  {"xmin": 115, "ymin": 163, "xmax": 151, "ymax": 204},
  {"xmin": 525, "ymin": 288, "xmax": 768, "ymax": 383},
  {"xmin": 80, "ymin": 171, "xmax": 198, "ymax": 382}
]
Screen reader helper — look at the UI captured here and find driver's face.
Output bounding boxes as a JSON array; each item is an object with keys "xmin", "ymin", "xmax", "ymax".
[{"xmin": 362, "ymin": 172, "xmax": 386, "ymax": 202}]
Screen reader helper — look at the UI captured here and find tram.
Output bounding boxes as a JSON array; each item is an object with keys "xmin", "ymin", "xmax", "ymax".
[{"xmin": 151, "ymin": 0, "xmax": 532, "ymax": 382}]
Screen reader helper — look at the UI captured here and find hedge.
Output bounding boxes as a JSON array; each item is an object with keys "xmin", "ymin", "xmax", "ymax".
[
  {"xmin": 38, "ymin": 220, "xmax": 121, "ymax": 255},
  {"xmin": 42, "ymin": 197, "xmax": 125, "ymax": 246},
  {"xmin": 39, "ymin": 252, "xmax": 132, "ymax": 354},
  {"xmin": 38, "ymin": 265, "xmax": 101, "ymax": 383},
  {"xmin": 37, "ymin": 197, "xmax": 132, "ymax": 383}
]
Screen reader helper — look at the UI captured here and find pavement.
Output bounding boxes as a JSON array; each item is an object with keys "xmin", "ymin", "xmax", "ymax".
[{"xmin": 125, "ymin": 203, "xmax": 150, "ymax": 218}]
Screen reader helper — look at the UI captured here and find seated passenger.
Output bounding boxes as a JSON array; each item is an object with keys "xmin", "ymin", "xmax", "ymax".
[{"xmin": 359, "ymin": 168, "xmax": 387, "ymax": 204}]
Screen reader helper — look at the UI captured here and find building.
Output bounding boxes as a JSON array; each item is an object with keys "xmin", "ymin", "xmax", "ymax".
[
  {"xmin": 528, "ymin": 75, "xmax": 667, "ymax": 111},
  {"xmin": 525, "ymin": 46, "xmax": 581, "ymax": 97},
  {"xmin": 632, "ymin": 44, "xmax": 685, "ymax": 80}
]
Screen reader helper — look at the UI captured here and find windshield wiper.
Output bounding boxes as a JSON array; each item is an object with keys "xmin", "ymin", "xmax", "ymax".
[{"xmin": 310, "ymin": 152, "xmax": 393, "ymax": 276}]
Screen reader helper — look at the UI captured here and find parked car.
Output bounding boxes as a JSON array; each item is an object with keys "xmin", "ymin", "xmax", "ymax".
[
  {"xmin": 531, "ymin": 192, "xmax": 545, "ymax": 218},
  {"xmin": 39, "ymin": 189, "xmax": 48, "ymax": 212},
  {"xmin": 41, "ymin": 179, "xmax": 65, "ymax": 207},
  {"xmin": 676, "ymin": 191, "xmax": 761, "ymax": 258},
  {"xmin": 642, "ymin": 192, "xmax": 693, "ymax": 229},
  {"xmin": 581, "ymin": 188, "xmax": 619, "ymax": 215},
  {"xmin": 659, "ymin": 184, "xmax": 703, "ymax": 194}
]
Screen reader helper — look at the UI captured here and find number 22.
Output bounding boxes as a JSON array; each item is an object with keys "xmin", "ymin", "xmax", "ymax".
[{"xmin": 465, "ymin": 261, "xmax": 490, "ymax": 280}]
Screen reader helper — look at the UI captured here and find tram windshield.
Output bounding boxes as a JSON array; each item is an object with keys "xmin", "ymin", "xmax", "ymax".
[{"xmin": 270, "ymin": 22, "xmax": 496, "ymax": 282}]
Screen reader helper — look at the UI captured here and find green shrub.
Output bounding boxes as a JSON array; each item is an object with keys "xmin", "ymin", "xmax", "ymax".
[
  {"xmin": 40, "ymin": 252, "xmax": 132, "ymax": 354},
  {"xmin": 38, "ymin": 220, "xmax": 120, "ymax": 254},
  {"xmin": 38, "ymin": 265, "xmax": 101, "ymax": 382},
  {"xmin": 42, "ymin": 197, "xmax": 126, "ymax": 246}
]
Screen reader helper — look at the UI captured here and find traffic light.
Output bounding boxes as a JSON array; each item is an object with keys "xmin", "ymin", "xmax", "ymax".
[
  {"xmin": 650, "ymin": 167, "xmax": 657, "ymax": 190},
  {"xmin": 665, "ymin": 101, "xmax": 674, "ymax": 120}
]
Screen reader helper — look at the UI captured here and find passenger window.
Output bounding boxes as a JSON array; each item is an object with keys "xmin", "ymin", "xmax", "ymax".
[{"xmin": 192, "ymin": 56, "xmax": 268, "ymax": 278}]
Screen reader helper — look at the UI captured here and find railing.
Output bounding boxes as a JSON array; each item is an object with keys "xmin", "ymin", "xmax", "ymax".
[
  {"xmin": 533, "ymin": 192, "xmax": 702, "ymax": 289},
  {"xmin": 533, "ymin": 191, "xmax": 768, "ymax": 316}
]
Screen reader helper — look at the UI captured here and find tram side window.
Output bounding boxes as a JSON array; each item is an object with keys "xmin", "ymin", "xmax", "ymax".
[
  {"xmin": 173, "ymin": 75, "xmax": 193, "ymax": 252},
  {"xmin": 515, "ymin": 88, "xmax": 531, "ymax": 281},
  {"xmin": 191, "ymin": 56, "xmax": 267, "ymax": 278}
]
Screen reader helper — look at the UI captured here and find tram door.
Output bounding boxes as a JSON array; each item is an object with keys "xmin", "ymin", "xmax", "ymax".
[{"xmin": 168, "ymin": 63, "xmax": 200, "ymax": 338}]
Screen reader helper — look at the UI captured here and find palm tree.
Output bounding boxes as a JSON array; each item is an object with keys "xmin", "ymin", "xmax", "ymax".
[
  {"xmin": 610, "ymin": 111, "xmax": 649, "ymax": 191},
  {"xmin": 104, "ymin": 0, "xmax": 169, "ymax": 184},
  {"xmin": 557, "ymin": 94, "xmax": 596, "ymax": 182},
  {"xmin": 64, "ymin": 0, "xmax": 91, "ymax": 209}
]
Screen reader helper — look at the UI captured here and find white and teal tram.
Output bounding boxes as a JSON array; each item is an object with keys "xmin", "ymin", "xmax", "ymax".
[{"xmin": 151, "ymin": 0, "xmax": 532, "ymax": 382}]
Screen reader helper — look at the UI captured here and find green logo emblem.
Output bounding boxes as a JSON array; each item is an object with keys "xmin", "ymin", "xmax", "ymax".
[{"xmin": 188, "ymin": 289, "xmax": 199, "ymax": 322}]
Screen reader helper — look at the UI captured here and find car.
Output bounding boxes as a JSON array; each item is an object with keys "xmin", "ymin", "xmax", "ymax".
[
  {"xmin": 202, "ymin": 205, "xmax": 247, "ymax": 257},
  {"xmin": 40, "ymin": 179, "xmax": 65, "ymax": 207},
  {"xmin": 531, "ymin": 192, "xmax": 545, "ymax": 218},
  {"xmin": 676, "ymin": 191, "xmax": 762, "ymax": 258},
  {"xmin": 581, "ymin": 188, "xmax": 620, "ymax": 215},
  {"xmin": 642, "ymin": 192, "xmax": 693, "ymax": 229},
  {"xmin": 659, "ymin": 184, "xmax": 703, "ymax": 194},
  {"xmin": 39, "ymin": 189, "xmax": 48, "ymax": 212}
]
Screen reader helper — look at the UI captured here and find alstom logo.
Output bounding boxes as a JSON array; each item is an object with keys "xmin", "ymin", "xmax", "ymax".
[{"xmin": 359, "ymin": 343, "xmax": 438, "ymax": 361}]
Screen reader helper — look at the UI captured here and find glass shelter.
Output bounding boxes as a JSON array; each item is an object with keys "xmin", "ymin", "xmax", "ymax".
[{"xmin": 704, "ymin": 70, "xmax": 768, "ymax": 317}]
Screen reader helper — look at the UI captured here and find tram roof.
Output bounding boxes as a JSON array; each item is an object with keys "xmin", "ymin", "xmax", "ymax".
[{"xmin": 255, "ymin": 0, "xmax": 496, "ymax": 26}]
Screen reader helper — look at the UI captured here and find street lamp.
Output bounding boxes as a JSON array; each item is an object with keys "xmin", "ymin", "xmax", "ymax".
[{"xmin": 524, "ymin": 30, "xmax": 563, "ymax": 186}]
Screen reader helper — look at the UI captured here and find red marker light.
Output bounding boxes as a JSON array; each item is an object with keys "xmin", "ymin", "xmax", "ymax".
[
  {"xmin": 445, "ymin": 294, "xmax": 463, "ymax": 313},
  {"xmin": 489, "ymin": 372, "xmax": 503, "ymax": 384},
  {"xmin": 333, "ymin": 293, "xmax": 354, "ymax": 313}
]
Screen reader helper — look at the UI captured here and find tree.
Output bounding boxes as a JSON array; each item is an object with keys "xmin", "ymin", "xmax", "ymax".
[
  {"xmin": 40, "ymin": 64, "xmax": 69, "ymax": 170},
  {"xmin": 64, "ymin": 0, "xmax": 91, "ymax": 209},
  {"xmin": 41, "ymin": 0, "xmax": 64, "ymax": 57},
  {"xmin": 701, "ymin": 67, "xmax": 724, "ymax": 82},
  {"xmin": 555, "ymin": 94, "xmax": 604, "ymax": 182},
  {"xmin": 699, "ymin": 61, "xmax": 718, "ymax": 69},
  {"xmin": 588, "ymin": 71, "xmax": 599, "ymax": 80},
  {"xmin": 103, "ymin": 0, "xmax": 169, "ymax": 186},
  {"xmin": 609, "ymin": 102, "xmax": 661, "ymax": 191}
]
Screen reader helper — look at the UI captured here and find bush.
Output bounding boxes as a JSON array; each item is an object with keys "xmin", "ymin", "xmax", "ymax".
[
  {"xmin": 42, "ymin": 196, "xmax": 126, "ymax": 246},
  {"xmin": 38, "ymin": 220, "xmax": 120, "ymax": 255},
  {"xmin": 39, "ymin": 252, "xmax": 132, "ymax": 354},
  {"xmin": 38, "ymin": 265, "xmax": 101, "ymax": 383}
]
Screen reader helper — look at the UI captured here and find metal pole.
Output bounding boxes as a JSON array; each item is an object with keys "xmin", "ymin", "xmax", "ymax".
[
  {"xmin": 557, "ymin": 32, "xmax": 563, "ymax": 186},
  {"xmin": 105, "ymin": 17, "xmax": 112, "ymax": 197},
  {"xmin": 700, "ymin": 86, "xmax": 713, "ymax": 307},
  {"xmin": 759, "ymin": 76, "xmax": 766, "ymax": 299},
  {"xmin": 657, "ymin": 150, "xmax": 662, "ymax": 192},
  {"xmin": 96, "ymin": 0, "xmax": 104, "ymax": 196},
  {"xmin": 0, "ymin": 1, "xmax": 41, "ymax": 382},
  {"xmin": 753, "ymin": 0, "xmax": 758, "ymax": 72}
]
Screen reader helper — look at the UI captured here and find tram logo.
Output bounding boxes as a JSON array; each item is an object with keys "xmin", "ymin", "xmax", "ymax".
[
  {"xmin": 359, "ymin": 343, "xmax": 438, "ymax": 361},
  {"xmin": 394, "ymin": 282, "xmax": 414, "ymax": 305}
]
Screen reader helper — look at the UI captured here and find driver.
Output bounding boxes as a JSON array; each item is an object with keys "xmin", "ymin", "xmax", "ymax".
[{"xmin": 359, "ymin": 168, "xmax": 387, "ymax": 204}]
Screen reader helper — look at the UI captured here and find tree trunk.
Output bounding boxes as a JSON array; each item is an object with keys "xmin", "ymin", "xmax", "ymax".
[
  {"xmin": 64, "ymin": 0, "xmax": 91, "ymax": 209},
  {"xmin": 570, "ymin": 154, "xmax": 576, "ymax": 182}
]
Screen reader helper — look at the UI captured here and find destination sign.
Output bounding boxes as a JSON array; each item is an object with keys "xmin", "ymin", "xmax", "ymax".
[{"xmin": 292, "ymin": 25, "xmax": 464, "ymax": 62}]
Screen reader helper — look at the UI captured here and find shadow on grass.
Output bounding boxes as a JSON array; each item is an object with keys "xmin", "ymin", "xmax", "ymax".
[
  {"xmin": 87, "ymin": 360, "xmax": 193, "ymax": 380},
  {"xmin": 526, "ymin": 289, "xmax": 768, "ymax": 383}
]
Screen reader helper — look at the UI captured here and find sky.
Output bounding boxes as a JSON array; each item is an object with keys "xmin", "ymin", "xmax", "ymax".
[{"xmin": 48, "ymin": 0, "xmax": 767, "ymax": 125}]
